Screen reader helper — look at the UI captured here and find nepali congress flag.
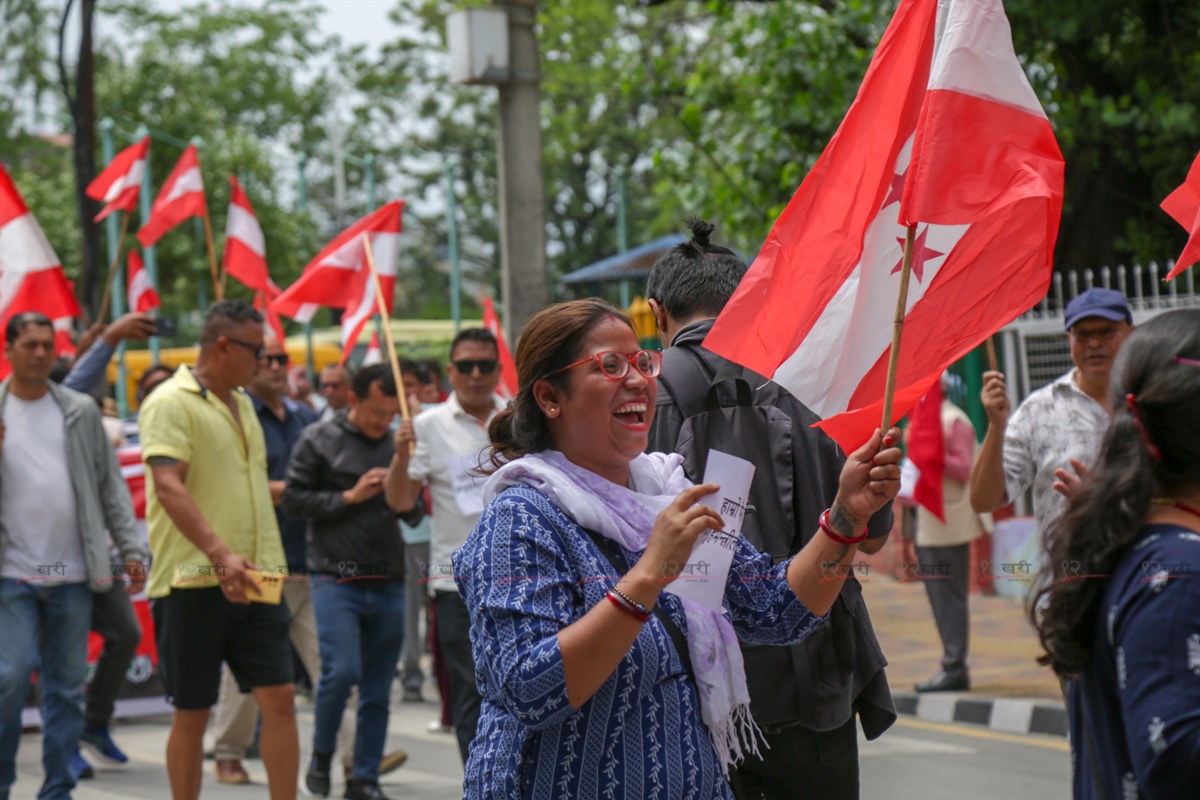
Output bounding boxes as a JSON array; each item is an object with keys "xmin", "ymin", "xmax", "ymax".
[
  {"xmin": 137, "ymin": 144, "xmax": 207, "ymax": 248},
  {"xmin": 86, "ymin": 136, "xmax": 150, "ymax": 222},
  {"xmin": 1160, "ymin": 150, "xmax": 1200, "ymax": 282},
  {"xmin": 272, "ymin": 201, "xmax": 404, "ymax": 361},
  {"xmin": 0, "ymin": 165, "xmax": 83, "ymax": 378},
  {"xmin": 127, "ymin": 251, "xmax": 160, "ymax": 314},
  {"xmin": 482, "ymin": 297, "xmax": 518, "ymax": 399},
  {"xmin": 705, "ymin": 0, "xmax": 1064, "ymax": 453},
  {"xmin": 223, "ymin": 176, "xmax": 271, "ymax": 293}
]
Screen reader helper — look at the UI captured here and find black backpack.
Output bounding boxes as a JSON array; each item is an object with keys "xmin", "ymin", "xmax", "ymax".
[
  {"xmin": 657, "ymin": 344, "xmax": 894, "ymax": 734},
  {"xmin": 668, "ymin": 357, "xmax": 798, "ymax": 564}
]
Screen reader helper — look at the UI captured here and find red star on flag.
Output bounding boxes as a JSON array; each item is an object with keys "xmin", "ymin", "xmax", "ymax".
[
  {"xmin": 890, "ymin": 225, "xmax": 943, "ymax": 283},
  {"xmin": 882, "ymin": 167, "xmax": 907, "ymax": 209}
]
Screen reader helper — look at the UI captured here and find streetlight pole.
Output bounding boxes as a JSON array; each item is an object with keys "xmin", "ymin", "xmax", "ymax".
[{"xmin": 446, "ymin": 159, "xmax": 462, "ymax": 332}]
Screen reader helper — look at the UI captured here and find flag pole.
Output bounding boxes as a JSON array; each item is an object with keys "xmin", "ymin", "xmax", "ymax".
[
  {"xmin": 97, "ymin": 212, "xmax": 132, "ymax": 323},
  {"xmin": 361, "ymin": 234, "xmax": 413, "ymax": 427},
  {"xmin": 880, "ymin": 223, "xmax": 918, "ymax": 433},
  {"xmin": 201, "ymin": 211, "xmax": 223, "ymax": 301},
  {"xmin": 985, "ymin": 336, "xmax": 999, "ymax": 372}
]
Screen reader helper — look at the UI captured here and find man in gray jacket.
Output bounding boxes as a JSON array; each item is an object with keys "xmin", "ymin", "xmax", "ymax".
[{"xmin": 0, "ymin": 312, "xmax": 146, "ymax": 800}]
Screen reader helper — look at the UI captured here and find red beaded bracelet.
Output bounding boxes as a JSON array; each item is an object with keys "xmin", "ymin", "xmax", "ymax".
[
  {"xmin": 607, "ymin": 591, "xmax": 651, "ymax": 623},
  {"xmin": 819, "ymin": 508, "xmax": 868, "ymax": 545}
]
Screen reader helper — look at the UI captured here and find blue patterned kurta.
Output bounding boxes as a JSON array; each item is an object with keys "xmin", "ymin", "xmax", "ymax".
[
  {"xmin": 1070, "ymin": 523, "xmax": 1200, "ymax": 799},
  {"xmin": 453, "ymin": 486, "xmax": 826, "ymax": 799}
]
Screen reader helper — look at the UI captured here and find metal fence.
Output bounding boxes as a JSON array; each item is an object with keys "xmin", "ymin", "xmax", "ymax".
[{"xmin": 998, "ymin": 262, "xmax": 1200, "ymax": 401}]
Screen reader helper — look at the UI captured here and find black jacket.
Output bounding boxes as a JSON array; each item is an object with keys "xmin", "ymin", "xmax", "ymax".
[
  {"xmin": 648, "ymin": 318, "xmax": 896, "ymax": 739},
  {"xmin": 282, "ymin": 411, "xmax": 423, "ymax": 579}
]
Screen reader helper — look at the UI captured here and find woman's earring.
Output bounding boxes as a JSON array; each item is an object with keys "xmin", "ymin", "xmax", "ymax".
[{"xmin": 547, "ymin": 405, "xmax": 558, "ymax": 417}]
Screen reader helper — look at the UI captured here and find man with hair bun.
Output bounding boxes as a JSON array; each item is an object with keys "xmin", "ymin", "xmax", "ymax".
[{"xmin": 646, "ymin": 220, "xmax": 896, "ymax": 800}]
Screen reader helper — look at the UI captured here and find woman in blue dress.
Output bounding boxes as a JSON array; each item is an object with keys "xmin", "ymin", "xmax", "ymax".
[
  {"xmin": 450, "ymin": 298, "xmax": 902, "ymax": 799},
  {"xmin": 1032, "ymin": 309, "xmax": 1200, "ymax": 799}
]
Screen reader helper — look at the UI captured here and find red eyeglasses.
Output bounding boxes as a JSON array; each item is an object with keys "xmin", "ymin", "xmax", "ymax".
[{"xmin": 546, "ymin": 349, "xmax": 662, "ymax": 381}]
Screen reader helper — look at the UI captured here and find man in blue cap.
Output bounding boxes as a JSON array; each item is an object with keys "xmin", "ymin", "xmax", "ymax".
[{"xmin": 969, "ymin": 288, "xmax": 1133, "ymax": 560}]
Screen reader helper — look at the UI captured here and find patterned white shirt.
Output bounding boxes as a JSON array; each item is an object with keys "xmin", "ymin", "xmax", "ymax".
[{"xmin": 1003, "ymin": 369, "xmax": 1109, "ymax": 541}]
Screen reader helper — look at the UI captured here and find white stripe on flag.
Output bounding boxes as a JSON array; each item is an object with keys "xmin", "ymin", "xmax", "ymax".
[
  {"xmin": 0, "ymin": 214, "xmax": 61, "ymax": 306},
  {"xmin": 165, "ymin": 167, "xmax": 204, "ymax": 203},
  {"xmin": 103, "ymin": 159, "xmax": 145, "ymax": 203},
  {"xmin": 130, "ymin": 268, "xmax": 155, "ymax": 307},
  {"xmin": 341, "ymin": 279, "xmax": 377, "ymax": 349},
  {"xmin": 226, "ymin": 203, "xmax": 265, "ymax": 256},
  {"xmin": 294, "ymin": 303, "xmax": 318, "ymax": 324},
  {"xmin": 929, "ymin": 0, "xmax": 1045, "ymax": 118}
]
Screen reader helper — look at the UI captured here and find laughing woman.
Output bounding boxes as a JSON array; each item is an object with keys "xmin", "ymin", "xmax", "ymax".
[{"xmin": 440, "ymin": 298, "xmax": 901, "ymax": 799}]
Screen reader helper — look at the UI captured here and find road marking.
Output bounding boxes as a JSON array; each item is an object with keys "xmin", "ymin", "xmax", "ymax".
[{"xmin": 893, "ymin": 717, "xmax": 1071, "ymax": 752}]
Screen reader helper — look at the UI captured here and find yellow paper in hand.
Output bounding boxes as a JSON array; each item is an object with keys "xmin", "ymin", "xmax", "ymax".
[{"xmin": 245, "ymin": 569, "xmax": 285, "ymax": 605}]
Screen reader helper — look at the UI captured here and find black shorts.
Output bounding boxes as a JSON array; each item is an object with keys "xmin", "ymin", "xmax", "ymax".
[{"xmin": 151, "ymin": 586, "xmax": 293, "ymax": 710}]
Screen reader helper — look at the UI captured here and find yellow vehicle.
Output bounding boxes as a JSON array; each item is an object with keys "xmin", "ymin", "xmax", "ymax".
[{"xmin": 106, "ymin": 318, "xmax": 479, "ymax": 409}]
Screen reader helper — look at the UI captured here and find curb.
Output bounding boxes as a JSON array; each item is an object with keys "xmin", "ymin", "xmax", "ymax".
[{"xmin": 893, "ymin": 691, "xmax": 1068, "ymax": 738}]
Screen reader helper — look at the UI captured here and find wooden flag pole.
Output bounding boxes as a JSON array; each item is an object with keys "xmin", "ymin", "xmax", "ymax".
[
  {"xmin": 97, "ymin": 212, "xmax": 132, "ymax": 323},
  {"xmin": 985, "ymin": 336, "xmax": 999, "ymax": 372},
  {"xmin": 880, "ymin": 223, "xmax": 918, "ymax": 434},
  {"xmin": 362, "ymin": 234, "xmax": 414, "ymax": 425},
  {"xmin": 201, "ymin": 211, "xmax": 223, "ymax": 301}
]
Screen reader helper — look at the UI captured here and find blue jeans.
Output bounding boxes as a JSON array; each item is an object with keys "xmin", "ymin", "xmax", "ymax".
[
  {"xmin": 0, "ymin": 580, "xmax": 92, "ymax": 800},
  {"xmin": 310, "ymin": 575, "xmax": 405, "ymax": 782}
]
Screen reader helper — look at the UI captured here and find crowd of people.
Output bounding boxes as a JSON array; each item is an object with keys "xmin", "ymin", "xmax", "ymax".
[{"xmin": 0, "ymin": 221, "xmax": 1197, "ymax": 800}]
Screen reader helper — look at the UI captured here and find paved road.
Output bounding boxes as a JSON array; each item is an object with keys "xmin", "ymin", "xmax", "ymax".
[
  {"xmin": 861, "ymin": 717, "xmax": 1071, "ymax": 800},
  {"xmin": 12, "ymin": 701, "xmax": 1071, "ymax": 799}
]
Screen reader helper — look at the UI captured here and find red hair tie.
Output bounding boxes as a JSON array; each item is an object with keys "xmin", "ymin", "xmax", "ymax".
[{"xmin": 1125, "ymin": 393, "xmax": 1162, "ymax": 462}]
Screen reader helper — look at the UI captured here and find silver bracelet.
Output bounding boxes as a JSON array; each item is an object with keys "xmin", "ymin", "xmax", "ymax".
[{"xmin": 611, "ymin": 584, "xmax": 652, "ymax": 616}]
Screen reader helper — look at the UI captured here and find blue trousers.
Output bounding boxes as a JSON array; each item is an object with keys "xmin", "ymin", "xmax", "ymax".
[
  {"xmin": 0, "ymin": 580, "xmax": 93, "ymax": 800},
  {"xmin": 310, "ymin": 575, "xmax": 405, "ymax": 782}
]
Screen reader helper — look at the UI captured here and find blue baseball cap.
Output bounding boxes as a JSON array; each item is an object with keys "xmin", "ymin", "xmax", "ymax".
[{"xmin": 1063, "ymin": 288, "xmax": 1132, "ymax": 331}]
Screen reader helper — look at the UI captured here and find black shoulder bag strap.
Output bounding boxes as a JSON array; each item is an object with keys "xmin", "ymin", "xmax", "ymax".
[
  {"xmin": 582, "ymin": 528, "xmax": 697, "ymax": 688},
  {"xmin": 659, "ymin": 344, "xmax": 712, "ymax": 420}
]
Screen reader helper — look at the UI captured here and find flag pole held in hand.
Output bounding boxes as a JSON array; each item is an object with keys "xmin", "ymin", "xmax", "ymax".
[
  {"xmin": 97, "ymin": 211, "xmax": 132, "ymax": 323},
  {"xmin": 985, "ymin": 336, "xmax": 999, "ymax": 372},
  {"xmin": 202, "ymin": 211, "xmax": 222, "ymax": 301},
  {"xmin": 362, "ymin": 235, "xmax": 414, "ymax": 452},
  {"xmin": 880, "ymin": 223, "xmax": 917, "ymax": 432}
]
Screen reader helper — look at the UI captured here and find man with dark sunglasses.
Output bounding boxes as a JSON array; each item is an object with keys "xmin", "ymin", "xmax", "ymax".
[
  {"xmin": 385, "ymin": 328, "xmax": 504, "ymax": 763},
  {"xmin": 208, "ymin": 336, "xmax": 323, "ymax": 785}
]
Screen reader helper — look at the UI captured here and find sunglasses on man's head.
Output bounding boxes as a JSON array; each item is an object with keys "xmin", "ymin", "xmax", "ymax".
[{"xmin": 452, "ymin": 359, "xmax": 499, "ymax": 375}]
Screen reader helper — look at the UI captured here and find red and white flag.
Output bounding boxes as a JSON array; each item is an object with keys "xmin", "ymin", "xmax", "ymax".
[
  {"xmin": 1161, "ymin": 150, "xmax": 1200, "ymax": 282},
  {"xmin": 706, "ymin": 0, "xmax": 1064, "ymax": 453},
  {"xmin": 272, "ymin": 201, "xmax": 404, "ymax": 359},
  {"xmin": 127, "ymin": 251, "xmax": 160, "ymax": 313},
  {"xmin": 362, "ymin": 331, "xmax": 383, "ymax": 366},
  {"xmin": 86, "ymin": 136, "xmax": 150, "ymax": 222},
  {"xmin": 906, "ymin": 378, "xmax": 946, "ymax": 522},
  {"xmin": 137, "ymin": 144, "xmax": 207, "ymax": 248},
  {"xmin": 223, "ymin": 176, "xmax": 271, "ymax": 293},
  {"xmin": 0, "ymin": 165, "xmax": 83, "ymax": 378},
  {"xmin": 482, "ymin": 297, "xmax": 518, "ymax": 399}
]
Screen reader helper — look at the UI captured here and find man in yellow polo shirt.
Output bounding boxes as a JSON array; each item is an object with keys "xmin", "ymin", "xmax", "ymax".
[{"xmin": 138, "ymin": 300, "xmax": 297, "ymax": 800}]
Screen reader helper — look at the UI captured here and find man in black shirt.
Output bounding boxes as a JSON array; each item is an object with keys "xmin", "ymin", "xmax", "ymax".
[{"xmin": 283, "ymin": 364, "xmax": 420, "ymax": 800}]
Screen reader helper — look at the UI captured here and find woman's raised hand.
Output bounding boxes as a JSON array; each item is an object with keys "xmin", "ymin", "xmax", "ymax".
[
  {"xmin": 833, "ymin": 427, "xmax": 904, "ymax": 533},
  {"xmin": 633, "ymin": 483, "xmax": 724, "ymax": 589}
]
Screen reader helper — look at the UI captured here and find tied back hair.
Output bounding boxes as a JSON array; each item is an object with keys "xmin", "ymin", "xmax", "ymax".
[
  {"xmin": 645, "ymin": 218, "xmax": 747, "ymax": 321},
  {"xmin": 1030, "ymin": 309, "xmax": 1200, "ymax": 677},
  {"xmin": 485, "ymin": 298, "xmax": 635, "ymax": 471}
]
